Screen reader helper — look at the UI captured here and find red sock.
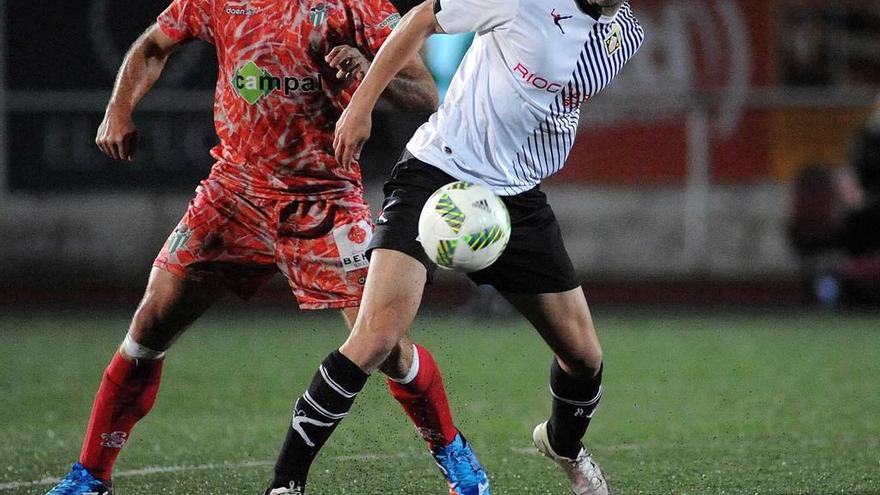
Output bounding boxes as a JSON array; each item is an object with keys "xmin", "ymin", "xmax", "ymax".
[
  {"xmin": 386, "ymin": 344, "xmax": 458, "ymax": 450},
  {"xmin": 79, "ymin": 351, "xmax": 163, "ymax": 482}
]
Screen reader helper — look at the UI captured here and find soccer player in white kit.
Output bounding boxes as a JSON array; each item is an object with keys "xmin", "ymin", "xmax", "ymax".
[{"xmin": 270, "ymin": 0, "xmax": 644, "ymax": 493}]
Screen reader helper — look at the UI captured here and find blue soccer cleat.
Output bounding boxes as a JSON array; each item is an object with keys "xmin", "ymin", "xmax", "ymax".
[
  {"xmin": 45, "ymin": 462, "xmax": 112, "ymax": 495},
  {"xmin": 432, "ymin": 433, "xmax": 491, "ymax": 495}
]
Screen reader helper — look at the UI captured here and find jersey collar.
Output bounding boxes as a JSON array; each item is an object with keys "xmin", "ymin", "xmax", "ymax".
[{"xmin": 574, "ymin": 0, "xmax": 621, "ymax": 24}]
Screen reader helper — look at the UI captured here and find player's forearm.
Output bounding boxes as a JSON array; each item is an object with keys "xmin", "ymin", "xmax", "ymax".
[
  {"xmin": 107, "ymin": 29, "xmax": 173, "ymax": 112},
  {"xmin": 349, "ymin": 1, "xmax": 439, "ymax": 112},
  {"xmin": 382, "ymin": 62, "xmax": 439, "ymax": 113}
]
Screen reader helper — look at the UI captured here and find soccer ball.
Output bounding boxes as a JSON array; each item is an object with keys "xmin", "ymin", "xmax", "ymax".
[{"xmin": 418, "ymin": 181, "xmax": 511, "ymax": 272}]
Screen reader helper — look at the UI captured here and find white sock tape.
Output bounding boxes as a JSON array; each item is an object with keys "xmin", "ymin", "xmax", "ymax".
[
  {"xmin": 122, "ymin": 333, "xmax": 167, "ymax": 360},
  {"xmin": 390, "ymin": 344, "xmax": 420, "ymax": 385}
]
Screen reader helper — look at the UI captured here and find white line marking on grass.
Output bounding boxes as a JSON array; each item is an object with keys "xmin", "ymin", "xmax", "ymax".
[{"xmin": 0, "ymin": 453, "xmax": 410, "ymax": 491}]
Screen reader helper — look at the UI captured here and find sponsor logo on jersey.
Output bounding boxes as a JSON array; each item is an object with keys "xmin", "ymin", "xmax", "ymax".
[
  {"xmin": 232, "ymin": 61, "xmax": 322, "ymax": 104},
  {"xmin": 379, "ymin": 12, "xmax": 401, "ymax": 30},
  {"xmin": 347, "ymin": 224, "xmax": 368, "ymax": 244},
  {"xmin": 512, "ymin": 62, "xmax": 563, "ymax": 93},
  {"xmin": 333, "ymin": 220, "xmax": 372, "ymax": 272},
  {"xmin": 604, "ymin": 22, "xmax": 622, "ymax": 56},
  {"xmin": 551, "ymin": 9, "xmax": 573, "ymax": 34},
  {"xmin": 225, "ymin": 6, "xmax": 258, "ymax": 16},
  {"xmin": 309, "ymin": 3, "xmax": 328, "ymax": 26}
]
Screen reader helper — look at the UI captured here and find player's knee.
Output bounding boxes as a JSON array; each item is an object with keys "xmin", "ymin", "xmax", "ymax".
[
  {"xmin": 557, "ymin": 339, "xmax": 603, "ymax": 378},
  {"xmin": 364, "ymin": 331, "xmax": 401, "ymax": 361},
  {"xmin": 129, "ymin": 294, "xmax": 183, "ymax": 351},
  {"xmin": 357, "ymin": 307, "xmax": 408, "ymax": 342},
  {"xmin": 348, "ymin": 309, "xmax": 408, "ymax": 367}
]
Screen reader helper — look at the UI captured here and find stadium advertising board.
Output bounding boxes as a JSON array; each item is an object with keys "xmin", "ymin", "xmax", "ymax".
[
  {"xmin": 4, "ymin": 0, "xmax": 216, "ymax": 191},
  {"xmin": 2, "ymin": 0, "xmax": 878, "ymax": 191}
]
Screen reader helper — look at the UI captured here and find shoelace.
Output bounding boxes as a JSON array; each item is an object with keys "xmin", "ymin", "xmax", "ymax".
[{"xmin": 571, "ymin": 453, "xmax": 602, "ymax": 488}]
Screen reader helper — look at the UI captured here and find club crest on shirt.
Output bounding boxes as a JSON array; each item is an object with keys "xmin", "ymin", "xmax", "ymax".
[
  {"xmin": 167, "ymin": 226, "xmax": 192, "ymax": 254},
  {"xmin": 310, "ymin": 3, "xmax": 328, "ymax": 26},
  {"xmin": 604, "ymin": 22, "xmax": 622, "ymax": 56}
]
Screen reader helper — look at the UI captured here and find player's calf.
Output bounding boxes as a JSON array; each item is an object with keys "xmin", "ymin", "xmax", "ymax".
[
  {"xmin": 44, "ymin": 336, "xmax": 166, "ymax": 495},
  {"xmin": 79, "ymin": 337, "xmax": 166, "ymax": 482},
  {"xmin": 386, "ymin": 344, "xmax": 491, "ymax": 494},
  {"xmin": 548, "ymin": 358, "xmax": 604, "ymax": 458},
  {"xmin": 267, "ymin": 350, "xmax": 369, "ymax": 492}
]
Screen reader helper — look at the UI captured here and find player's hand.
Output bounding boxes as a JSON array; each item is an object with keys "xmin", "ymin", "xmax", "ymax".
[
  {"xmin": 325, "ymin": 45, "xmax": 370, "ymax": 81},
  {"xmin": 334, "ymin": 102, "xmax": 372, "ymax": 167},
  {"xmin": 96, "ymin": 106, "xmax": 138, "ymax": 161}
]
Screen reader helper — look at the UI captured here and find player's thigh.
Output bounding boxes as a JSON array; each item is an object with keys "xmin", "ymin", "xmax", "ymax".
[
  {"xmin": 129, "ymin": 267, "xmax": 225, "ymax": 351},
  {"xmin": 503, "ymin": 288, "xmax": 603, "ymax": 376},
  {"xmin": 155, "ymin": 180, "xmax": 277, "ymax": 300},
  {"xmin": 341, "ymin": 249, "xmax": 427, "ymax": 372}
]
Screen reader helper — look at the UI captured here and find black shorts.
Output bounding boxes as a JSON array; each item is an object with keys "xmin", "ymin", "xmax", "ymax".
[{"xmin": 367, "ymin": 153, "xmax": 580, "ymax": 294}]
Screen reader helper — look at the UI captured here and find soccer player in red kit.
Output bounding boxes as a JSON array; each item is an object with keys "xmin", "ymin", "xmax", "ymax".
[{"xmin": 44, "ymin": 1, "xmax": 490, "ymax": 495}]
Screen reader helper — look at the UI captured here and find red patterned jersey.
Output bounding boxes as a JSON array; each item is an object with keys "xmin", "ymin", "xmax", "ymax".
[{"xmin": 158, "ymin": 0, "xmax": 402, "ymax": 199}]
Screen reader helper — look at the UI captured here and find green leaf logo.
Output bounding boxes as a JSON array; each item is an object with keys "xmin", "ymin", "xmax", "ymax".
[{"xmin": 233, "ymin": 61, "xmax": 274, "ymax": 105}]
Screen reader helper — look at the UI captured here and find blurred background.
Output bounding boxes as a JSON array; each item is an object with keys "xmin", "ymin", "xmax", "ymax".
[
  {"xmin": 1, "ymin": 0, "xmax": 880, "ymax": 311},
  {"xmin": 2, "ymin": 2, "xmax": 880, "ymax": 493}
]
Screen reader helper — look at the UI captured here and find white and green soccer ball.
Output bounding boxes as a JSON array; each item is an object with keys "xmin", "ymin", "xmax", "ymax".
[{"xmin": 418, "ymin": 181, "xmax": 511, "ymax": 272}]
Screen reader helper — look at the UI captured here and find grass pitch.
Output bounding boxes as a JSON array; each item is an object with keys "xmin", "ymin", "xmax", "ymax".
[{"xmin": 1, "ymin": 309, "xmax": 878, "ymax": 494}]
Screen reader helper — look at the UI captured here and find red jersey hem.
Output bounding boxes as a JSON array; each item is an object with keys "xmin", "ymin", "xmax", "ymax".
[
  {"xmin": 209, "ymin": 169, "xmax": 364, "ymax": 202},
  {"xmin": 298, "ymin": 298, "xmax": 362, "ymax": 311}
]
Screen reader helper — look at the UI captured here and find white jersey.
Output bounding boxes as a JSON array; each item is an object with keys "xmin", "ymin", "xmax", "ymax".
[{"xmin": 407, "ymin": 0, "xmax": 644, "ymax": 195}]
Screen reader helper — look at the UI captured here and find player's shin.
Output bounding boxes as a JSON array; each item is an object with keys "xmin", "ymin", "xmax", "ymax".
[
  {"xmin": 547, "ymin": 359, "xmax": 603, "ymax": 459},
  {"xmin": 386, "ymin": 344, "xmax": 459, "ymax": 449},
  {"xmin": 79, "ymin": 335, "xmax": 166, "ymax": 482},
  {"xmin": 269, "ymin": 350, "xmax": 369, "ymax": 491}
]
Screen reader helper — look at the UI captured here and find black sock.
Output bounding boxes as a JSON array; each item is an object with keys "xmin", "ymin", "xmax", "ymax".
[
  {"xmin": 547, "ymin": 359, "xmax": 603, "ymax": 459},
  {"xmin": 270, "ymin": 350, "xmax": 369, "ymax": 491}
]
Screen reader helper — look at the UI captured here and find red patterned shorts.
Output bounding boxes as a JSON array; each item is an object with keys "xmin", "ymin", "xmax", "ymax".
[{"xmin": 154, "ymin": 180, "xmax": 372, "ymax": 310}]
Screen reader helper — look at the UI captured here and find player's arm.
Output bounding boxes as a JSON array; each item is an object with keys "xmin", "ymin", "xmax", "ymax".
[
  {"xmin": 326, "ymin": 47, "xmax": 437, "ymax": 113},
  {"xmin": 96, "ymin": 24, "xmax": 179, "ymax": 161},
  {"xmin": 333, "ymin": 0, "xmax": 441, "ymax": 166},
  {"xmin": 383, "ymin": 54, "xmax": 438, "ymax": 112}
]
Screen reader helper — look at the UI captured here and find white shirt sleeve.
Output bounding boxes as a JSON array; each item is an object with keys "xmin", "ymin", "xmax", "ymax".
[{"xmin": 433, "ymin": 0, "xmax": 519, "ymax": 34}]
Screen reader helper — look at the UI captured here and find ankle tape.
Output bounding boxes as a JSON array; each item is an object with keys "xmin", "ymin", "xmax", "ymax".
[
  {"xmin": 389, "ymin": 344, "xmax": 420, "ymax": 385},
  {"xmin": 122, "ymin": 333, "xmax": 167, "ymax": 360}
]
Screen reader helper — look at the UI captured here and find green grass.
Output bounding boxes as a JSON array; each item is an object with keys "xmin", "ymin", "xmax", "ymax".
[{"xmin": 1, "ymin": 310, "xmax": 879, "ymax": 494}]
